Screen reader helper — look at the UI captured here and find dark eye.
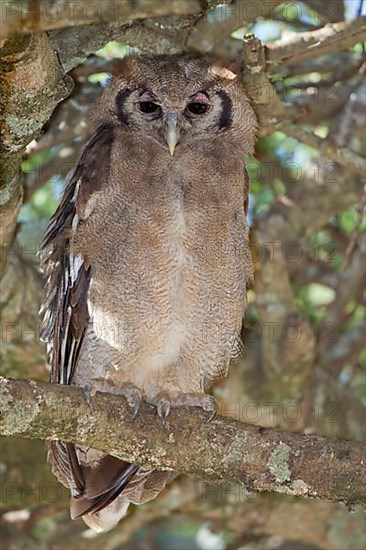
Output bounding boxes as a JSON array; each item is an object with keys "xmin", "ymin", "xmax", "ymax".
[
  {"xmin": 186, "ymin": 102, "xmax": 209, "ymax": 115},
  {"xmin": 138, "ymin": 101, "xmax": 161, "ymax": 114}
]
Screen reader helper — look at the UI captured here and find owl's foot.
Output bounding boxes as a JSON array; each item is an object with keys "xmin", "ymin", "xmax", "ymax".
[
  {"xmin": 82, "ymin": 380, "xmax": 142, "ymax": 419},
  {"xmin": 81, "ymin": 384, "xmax": 95, "ymax": 410},
  {"xmin": 115, "ymin": 383, "xmax": 142, "ymax": 419},
  {"xmin": 152, "ymin": 392, "xmax": 218, "ymax": 424}
]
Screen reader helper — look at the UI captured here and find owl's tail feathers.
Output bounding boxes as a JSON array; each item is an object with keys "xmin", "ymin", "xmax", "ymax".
[
  {"xmin": 80, "ymin": 469, "xmax": 177, "ymax": 532},
  {"xmin": 69, "ymin": 455, "xmax": 139, "ymax": 529},
  {"xmin": 78, "ymin": 500, "xmax": 130, "ymax": 532},
  {"xmin": 77, "ymin": 469, "xmax": 175, "ymax": 532},
  {"xmin": 48, "ymin": 441, "xmax": 175, "ymax": 532}
]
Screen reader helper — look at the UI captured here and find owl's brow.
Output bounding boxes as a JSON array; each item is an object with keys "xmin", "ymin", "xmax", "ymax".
[
  {"xmin": 138, "ymin": 90, "xmax": 158, "ymax": 101},
  {"xmin": 189, "ymin": 91, "xmax": 210, "ymax": 103}
]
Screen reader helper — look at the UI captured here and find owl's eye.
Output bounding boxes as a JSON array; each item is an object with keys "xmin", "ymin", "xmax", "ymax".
[
  {"xmin": 138, "ymin": 101, "xmax": 161, "ymax": 115},
  {"xmin": 186, "ymin": 102, "xmax": 210, "ymax": 116}
]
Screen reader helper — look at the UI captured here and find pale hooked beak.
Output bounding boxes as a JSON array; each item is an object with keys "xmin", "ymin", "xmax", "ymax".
[{"xmin": 165, "ymin": 114, "xmax": 180, "ymax": 156}]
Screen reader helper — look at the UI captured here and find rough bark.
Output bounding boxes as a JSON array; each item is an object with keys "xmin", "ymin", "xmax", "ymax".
[
  {"xmin": 266, "ymin": 17, "xmax": 366, "ymax": 67},
  {"xmin": 0, "ymin": 32, "xmax": 73, "ymax": 275},
  {"xmin": 1, "ymin": 377, "xmax": 365, "ymax": 504},
  {"xmin": 0, "ymin": 0, "xmax": 202, "ymax": 39}
]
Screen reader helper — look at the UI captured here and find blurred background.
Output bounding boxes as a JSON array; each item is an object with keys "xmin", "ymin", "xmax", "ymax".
[{"xmin": 1, "ymin": 0, "xmax": 365, "ymax": 548}]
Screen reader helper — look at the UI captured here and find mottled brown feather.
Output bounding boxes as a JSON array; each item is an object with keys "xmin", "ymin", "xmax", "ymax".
[
  {"xmin": 40, "ymin": 53, "xmax": 257, "ymax": 531},
  {"xmin": 40, "ymin": 123, "xmax": 143, "ymax": 519}
]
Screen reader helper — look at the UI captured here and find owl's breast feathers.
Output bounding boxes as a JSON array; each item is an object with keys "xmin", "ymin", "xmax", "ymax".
[
  {"xmin": 41, "ymin": 117, "xmax": 252, "ymax": 530},
  {"xmin": 73, "ymin": 128, "xmax": 252, "ymax": 390}
]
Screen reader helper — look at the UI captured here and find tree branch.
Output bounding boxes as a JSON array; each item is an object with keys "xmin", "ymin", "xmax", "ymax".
[
  {"xmin": 0, "ymin": 0, "xmax": 203, "ymax": 39},
  {"xmin": 1, "ymin": 378, "xmax": 365, "ymax": 504},
  {"xmin": 281, "ymin": 124, "xmax": 366, "ymax": 173},
  {"xmin": 186, "ymin": 0, "xmax": 284, "ymax": 53},
  {"xmin": 266, "ymin": 17, "xmax": 366, "ymax": 68},
  {"xmin": 207, "ymin": 16, "xmax": 365, "ymax": 70},
  {"xmin": 0, "ymin": 32, "xmax": 73, "ymax": 275}
]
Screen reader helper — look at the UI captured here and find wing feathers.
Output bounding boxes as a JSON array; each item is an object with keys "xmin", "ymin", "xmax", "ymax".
[
  {"xmin": 40, "ymin": 123, "xmax": 114, "ymax": 383},
  {"xmin": 42, "ymin": 122, "xmax": 167, "ymax": 529},
  {"xmin": 41, "ymin": 124, "xmax": 142, "ymax": 520}
]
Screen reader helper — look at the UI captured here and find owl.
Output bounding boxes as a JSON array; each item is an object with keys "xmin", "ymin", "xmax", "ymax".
[{"xmin": 40, "ymin": 53, "xmax": 257, "ymax": 532}]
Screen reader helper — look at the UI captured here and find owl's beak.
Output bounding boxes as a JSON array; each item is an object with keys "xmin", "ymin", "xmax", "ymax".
[{"xmin": 165, "ymin": 114, "xmax": 180, "ymax": 156}]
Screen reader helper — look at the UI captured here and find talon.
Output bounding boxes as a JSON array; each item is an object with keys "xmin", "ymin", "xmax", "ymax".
[
  {"xmin": 130, "ymin": 402, "xmax": 140, "ymax": 419},
  {"xmin": 126, "ymin": 389, "xmax": 141, "ymax": 419},
  {"xmin": 93, "ymin": 380, "xmax": 142, "ymax": 420},
  {"xmin": 118, "ymin": 385, "xmax": 142, "ymax": 419},
  {"xmin": 81, "ymin": 384, "xmax": 94, "ymax": 411},
  {"xmin": 206, "ymin": 405, "xmax": 217, "ymax": 422},
  {"xmin": 202, "ymin": 396, "xmax": 218, "ymax": 422},
  {"xmin": 157, "ymin": 397, "xmax": 171, "ymax": 424}
]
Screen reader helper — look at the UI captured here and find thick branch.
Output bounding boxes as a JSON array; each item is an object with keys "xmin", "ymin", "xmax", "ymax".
[
  {"xmin": 0, "ymin": 32, "xmax": 73, "ymax": 274},
  {"xmin": 0, "ymin": 0, "xmax": 202, "ymax": 39},
  {"xmin": 1, "ymin": 378, "xmax": 365, "ymax": 504}
]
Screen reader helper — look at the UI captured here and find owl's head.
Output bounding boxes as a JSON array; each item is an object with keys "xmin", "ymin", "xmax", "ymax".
[{"xmin": 96, "ymin": 53, "xmax": 257, "ymax": 156}]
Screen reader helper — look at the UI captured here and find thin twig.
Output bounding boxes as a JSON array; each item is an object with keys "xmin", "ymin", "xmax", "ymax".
[
  {"xmin": 281, "ymin": 123, "xmax": 366, "ymax": 173},
  {"xmin": 267, "ymin": 17, "xmax": 366, "ymax": 68}
]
